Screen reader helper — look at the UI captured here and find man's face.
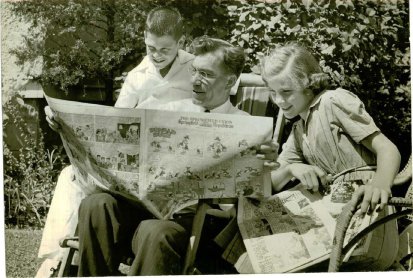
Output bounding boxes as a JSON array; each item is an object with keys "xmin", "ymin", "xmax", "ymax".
[
  {"xmin": 191, "ymin": 53, "xmax": 234, "ymax": 110},
  {"xmin": 144, "ymin": 31, "xmax": 181, "ymax": 70}
]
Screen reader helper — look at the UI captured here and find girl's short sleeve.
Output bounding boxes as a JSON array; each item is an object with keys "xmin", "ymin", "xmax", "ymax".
[
  {"xmin": 277, "ymin": 123, "xmax": 305, "ymax": 166},
  {"xmin": 329, "ymin": 89, "xmax": 380, "ymax": 143}
]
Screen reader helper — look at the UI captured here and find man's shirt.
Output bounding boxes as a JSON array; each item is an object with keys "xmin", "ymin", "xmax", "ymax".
[{"xmin": 138, "ymin": 96, "xmax": 249, "ymax": 116}]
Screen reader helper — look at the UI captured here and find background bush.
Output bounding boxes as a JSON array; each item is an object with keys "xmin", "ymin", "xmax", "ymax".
[
  {"xmin": 225, "ymin": 0, "xmax": 410, "ymax": 161},
  {"xmin": 3, "ymin": 95, "xmax": 68, "ymax": 228},
  {"xmin": 5, "ymin": 0, "xmax": 411, "ymax": 227}
]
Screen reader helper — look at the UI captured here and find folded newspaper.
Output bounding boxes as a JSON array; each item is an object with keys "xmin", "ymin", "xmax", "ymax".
[
  {"xmin": 237, "ymin": 182, "xmax": 379, "ymax": 273},
  {"xmin": 45, "ymin": 95, "xmax": 273, "ymax": 219}
]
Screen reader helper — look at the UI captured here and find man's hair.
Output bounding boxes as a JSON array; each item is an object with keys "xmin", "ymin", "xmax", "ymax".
[
  {"xmin": 190, "ymin": 36, "xmax": 246, "ymax": 78},
  {"xmin": 145, "ymin": 7, "xmax": 184, "ymax": 40},
  {"xmin": 261, "ymin": 42, "xmax": 330, "ymax": 94}
]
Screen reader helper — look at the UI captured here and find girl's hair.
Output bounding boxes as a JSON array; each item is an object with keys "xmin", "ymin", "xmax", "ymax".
[
  {"xmin": 261, "ymin": 43, "xmax": 330, "ymax": 94},
  {"xmin": 145, "ymin": 7, "xmax": 184, "ymax": 40}
]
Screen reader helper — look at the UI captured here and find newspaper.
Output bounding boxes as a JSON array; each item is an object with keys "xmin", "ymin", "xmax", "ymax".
[
  {"xmin": 45, "ymin": 95, "xmax": 273, "ymax": 219},
  {"xmin": 237, "ymin": 182, "xmax": 379, "ymax": 273}
]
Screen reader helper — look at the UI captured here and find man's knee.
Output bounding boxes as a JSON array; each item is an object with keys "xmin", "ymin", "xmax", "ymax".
[
  {"xmin": 79, "ymin": 192, "xmax": 117, "ymax": 216},
  {"xmin": 133, "ymin": 220, "xmax": 188, "ymax": 251}
]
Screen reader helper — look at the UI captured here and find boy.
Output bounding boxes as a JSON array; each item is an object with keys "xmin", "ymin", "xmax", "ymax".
[
  {"xmin": 37, "ymin": 6, "xmax": 193, "ymax": 277},
  {"xmin": 115, "ymin": 6, "xmax": 194, "ymax": 108}
]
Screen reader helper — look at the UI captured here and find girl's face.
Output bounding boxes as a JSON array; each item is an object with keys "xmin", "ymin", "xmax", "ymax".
[{"xmin": 266, "ymin": 74, "xmax": 315, "ymax": 119}]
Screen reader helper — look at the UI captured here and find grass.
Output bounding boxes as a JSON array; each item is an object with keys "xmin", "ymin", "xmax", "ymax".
[{"xmin": 5, "ymin": 228, "xmax": 43, "ymax": 278}]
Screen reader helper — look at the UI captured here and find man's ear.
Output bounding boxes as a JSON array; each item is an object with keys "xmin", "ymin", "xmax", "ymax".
[
  {"xmin": 144, "ymin": 31, "xmax": 147, "ymax": 38},
  {"xmin": 226, "ymin": 74, "xmax": 237, "ymax": 89},
  {"xmin": 178, "ymin": 35, "xmax": 185, "ymax": 48}
]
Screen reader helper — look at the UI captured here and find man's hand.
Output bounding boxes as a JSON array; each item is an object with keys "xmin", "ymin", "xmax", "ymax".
[
  {"xmin": 256, "ymin": 141, "xmax": 280, "ymax": 169},
  {"xmin": 287, "ymin": 163, "xmax": 328, "ymax": 192},
  {"xmin": 45, "ymin": 106, "xmax": 61, "ymax": 132},
  {"xmin": 351, "ymin": 181, "xmax": 391, "ymax": 215}
]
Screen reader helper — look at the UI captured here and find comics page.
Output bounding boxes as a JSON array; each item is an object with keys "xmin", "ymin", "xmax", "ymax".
[
  {"xmin": 46, "ymin": 96, "xmax": 273, "ymax": 219},
  {"xmin": 237, "ymin": 182, "xmax": 378, "ymax": 273},
  {"xmin": 44, "ymin": 95, "xmax": 157, "ymax": 213},
  {"xmin": 140, "ymin": 109, "xmax": 273, "ymax": 218}
]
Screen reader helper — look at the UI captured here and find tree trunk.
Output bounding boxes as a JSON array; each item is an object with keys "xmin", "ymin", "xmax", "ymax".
[{"xmin": 104, "ymin": 0, "xmax": 115, "ymax": 105}]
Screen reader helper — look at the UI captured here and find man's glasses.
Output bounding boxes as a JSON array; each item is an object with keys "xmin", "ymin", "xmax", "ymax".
[{"xmin": 189, "ymin": 66, "xmax": 216, "ymax": 80}]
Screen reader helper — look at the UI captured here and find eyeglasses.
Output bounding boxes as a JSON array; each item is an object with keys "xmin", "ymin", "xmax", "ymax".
[{"xmin": 189, "ymin": 66, "xmax": 216, "ymax": 80}]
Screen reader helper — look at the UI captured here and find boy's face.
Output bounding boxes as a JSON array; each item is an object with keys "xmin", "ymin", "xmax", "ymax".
[
  {"xmin": 191, "ymin": 52, "xmax": 235, "ymax": 110},
  {"xmin": 144, "ymin": 31, "xmax": 182, "ymax": 70}
]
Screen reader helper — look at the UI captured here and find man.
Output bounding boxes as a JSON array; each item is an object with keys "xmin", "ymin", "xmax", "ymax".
[
  {"xmin": 127, "ymin": 36, "xmax": 248, "ymax": 276},
  {"xmin": 45, "ymin": 35, "xmax": 268, "ymax": 276}
]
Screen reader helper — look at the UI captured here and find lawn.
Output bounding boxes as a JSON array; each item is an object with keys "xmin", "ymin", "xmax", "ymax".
[{"xmin": 5, "ymin": 228, "xmax": 43, "ymax": 278}]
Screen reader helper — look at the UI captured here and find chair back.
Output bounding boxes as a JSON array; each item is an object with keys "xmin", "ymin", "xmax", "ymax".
[{"xmin": 231, "ymin": 86, "xmax": 270, "ymax": 117}]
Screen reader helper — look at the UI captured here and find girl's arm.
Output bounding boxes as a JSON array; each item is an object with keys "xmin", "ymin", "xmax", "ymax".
[
  {"xmin": 356, "ymin": 131, "xmax": 401, "ymax": 214},
  {"xmin": 271, "ymin": 163, "xmax": 328, "ymax": 193},
  {"xmin": 271, "ymin": 164, "xmax": 294, "ymax": 192}
]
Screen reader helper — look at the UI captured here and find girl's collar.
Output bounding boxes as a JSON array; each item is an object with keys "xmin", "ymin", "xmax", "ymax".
[{"xmin": 302, "ymin": 89, "xmax": 328, "ymax": 123}]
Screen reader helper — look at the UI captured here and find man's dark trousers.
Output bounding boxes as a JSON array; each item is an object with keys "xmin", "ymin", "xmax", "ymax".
[{"xmin": 77, "ymin": 192, "xmax": 153, "ymax": 276}]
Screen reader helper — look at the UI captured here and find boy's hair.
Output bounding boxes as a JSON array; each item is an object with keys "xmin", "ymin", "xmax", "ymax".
[
  {"xmin": 145, "ymin": 7, "xmax": 184, "ymax": 40},
  {"xmin": 261, "ymin": 42, "xmax": 330, "ymax": 94},
  {"xmin": 190, "ymin": 36, "xmax": 246, "ymax": 78}
]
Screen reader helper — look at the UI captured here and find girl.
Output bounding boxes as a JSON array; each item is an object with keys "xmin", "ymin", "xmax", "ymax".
[{"xmin": 262, "ymin": 43, "xmax": 401, "ymax": 270}]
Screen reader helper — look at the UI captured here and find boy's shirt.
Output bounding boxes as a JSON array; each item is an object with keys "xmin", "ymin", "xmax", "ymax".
[{"xmin": 115, "ymin": 49, "xmax": 194, "ymax": 108}]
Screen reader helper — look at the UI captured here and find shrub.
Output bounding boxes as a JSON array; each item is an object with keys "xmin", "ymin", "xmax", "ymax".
[{"xmin": 3, "ymin": 95, "xmax": 68, "ymax": 228}]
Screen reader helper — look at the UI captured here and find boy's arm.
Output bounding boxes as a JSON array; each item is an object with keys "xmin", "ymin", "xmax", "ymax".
[
  {"xmin": 44, "ymin": 106, "xmax": 61, "ymax": 132},
  {"xmin": 114, "ymin": 72, "xmax": 140, "ymax": 108},
  {"xmin": 356, "ymin": 131, "xmax": 401, "ymax": 214}
]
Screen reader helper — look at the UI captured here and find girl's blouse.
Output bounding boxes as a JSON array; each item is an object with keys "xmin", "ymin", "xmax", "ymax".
[{"xmin": 278, "ymin": 88, "xmax": 380, "ymax": 181}]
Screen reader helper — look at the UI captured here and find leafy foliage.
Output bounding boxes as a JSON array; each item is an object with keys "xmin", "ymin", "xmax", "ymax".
[
  {"xmin": 3, "ymin": 95, "xmax": 68, "ymax": 228},
  {"xmin": 225, "ymin": 0, "xmax": 411, "ymax": 158},
  {"xmin": 9, "ymin": 0, "xmax": 231, "ymax": 103},
  {"xmin": 9, "ymin": 0, "xmax": 151, "ymax": 103}
]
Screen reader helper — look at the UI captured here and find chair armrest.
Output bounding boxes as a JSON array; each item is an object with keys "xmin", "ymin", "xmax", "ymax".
[
  {"xmin": 59, "ymin": 237, "xmax": 79, "ymax": 249},
  {"xmin": 328, "ymin": 197, "xmax": 413, "ymax": 272}
]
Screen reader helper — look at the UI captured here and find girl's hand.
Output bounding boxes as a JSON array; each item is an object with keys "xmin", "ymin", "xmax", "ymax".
[
  {"xmin": 287, "ymin": 163, "xmax": 328, "ymax": 192},
  {"xmin": 352, "ymin": 181, "xmax": 391, "ymax": 215}
]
